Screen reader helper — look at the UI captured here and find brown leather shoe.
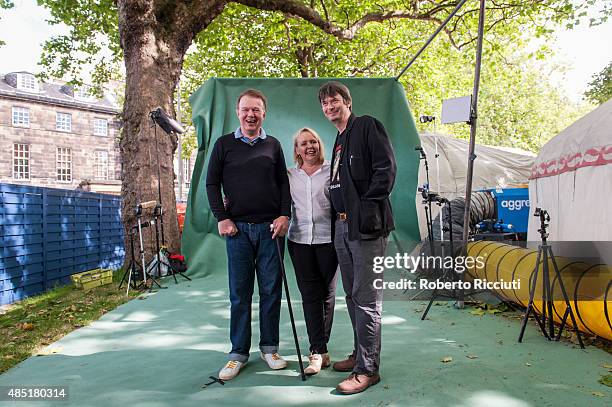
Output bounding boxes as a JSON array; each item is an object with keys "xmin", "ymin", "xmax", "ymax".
[
  {"xmin": 336, "ymin": 373, "xmax": 381, "ymax": 395},
  {"xmin": 332, "ymin": 353, "xmax": 355, "ymax": 372}
]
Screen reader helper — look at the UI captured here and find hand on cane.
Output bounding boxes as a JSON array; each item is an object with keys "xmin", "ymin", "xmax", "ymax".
[{"xmin": 271, "ymin": 216, "xmax": 289, "ymax": 239}]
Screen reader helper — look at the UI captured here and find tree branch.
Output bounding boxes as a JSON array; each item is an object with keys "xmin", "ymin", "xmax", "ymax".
[{"xmin": 232, "ymin": 0, "xmax": 460, "ymax": 40}]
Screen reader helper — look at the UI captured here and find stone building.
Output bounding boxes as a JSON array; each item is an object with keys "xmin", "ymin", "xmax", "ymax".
[
  {"xmin": 0, "ymin": 71, "xmax": 122, "ymax": 193},
  {"xmin": 1, "ymin": 71, "xmax": 196, "ymax": 199}
]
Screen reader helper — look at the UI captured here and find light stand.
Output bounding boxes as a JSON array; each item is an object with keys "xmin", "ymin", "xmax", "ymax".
[
  {"xmin": 148, "ymin": 107, "xmax": 191, "ymax": 283},
  {"xmin": 420, "ymin": 195, "xmax": 457, "ymax": 320},
  {"xmin": 119, "ymin": 225, "xmax": 144, "ymax": 295},
  {"xmin": 152, "ymin": 204, "xmax": 191, "ymax": 283},
  {"xmin": 517, "ymin": 208, "xmax": 584, "ymax": 348},
  {"xmin": 416, "ymin": 147, "xmax": 434, "ymax": 243},
  {"xmin": 135, "ymin": 202, "xmax": 164, "ymax": 291}
]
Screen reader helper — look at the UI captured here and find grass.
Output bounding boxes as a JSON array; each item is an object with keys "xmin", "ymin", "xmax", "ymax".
[{"xmin": 0, "ymin": 270, "xmax": 140, "ymax": 374}]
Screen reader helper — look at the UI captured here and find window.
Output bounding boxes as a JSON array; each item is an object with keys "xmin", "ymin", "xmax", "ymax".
[
  {"xmin": 93, "ymin": 118, "xmax": 108, "ymax": 136},
  {"xmin": 13, "ymin": 144, "xmax": 30, "ymax": 180},
  {"xmin": 94, "ymin": 150, "xmax": 109, "ymax": 180},
  {"xmin": 12, "ymin": 107, "xmax": 30, "ymax": 127},
  {"xmin": 56, "ymin": 147, "xmax": 72, "ymax": 182},
  {"xmin": 56, "ymin": 112, "xmax": 72, "ymax": 132},
  {"xmin": 16, "ymin": 73, "xmax": 38, "ymax": 92},
  {"xmin": 75, "ymin": 86, "xmax": 97, "ymax": 101}
]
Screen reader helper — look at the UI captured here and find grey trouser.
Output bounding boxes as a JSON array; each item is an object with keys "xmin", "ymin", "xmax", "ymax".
[{"xmin": 334, "ymin": 219, "xmax": 387, "ymax": 374}]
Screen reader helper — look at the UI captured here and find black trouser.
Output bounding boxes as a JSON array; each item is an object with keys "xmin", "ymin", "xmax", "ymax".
[{"xmin": 287, "ymin": 240, "xmax": 339, "ymax": 354}]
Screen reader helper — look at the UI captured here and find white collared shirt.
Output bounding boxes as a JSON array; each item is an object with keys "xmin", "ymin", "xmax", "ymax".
[{"xmin": 288, "ymin": 161, "xmax": 332, "ymax": 245}]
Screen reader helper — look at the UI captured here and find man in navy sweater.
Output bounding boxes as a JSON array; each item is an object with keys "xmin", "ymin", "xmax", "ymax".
[{"xmin": 206, "ymin": 89, "xmax": 291, "ymax": 381}]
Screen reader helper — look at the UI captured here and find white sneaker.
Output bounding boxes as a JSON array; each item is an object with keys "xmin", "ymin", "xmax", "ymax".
[
  {"xmin": 260, "ymin": 352, "xmax": 288, "ymax": 370},
  {"xmin": 304, "ymin": 353, "xmax": 331, "ymax": 375},
  {"xmin": 219, "ymin": 360, "xmax": 246, "ymax": 380}
]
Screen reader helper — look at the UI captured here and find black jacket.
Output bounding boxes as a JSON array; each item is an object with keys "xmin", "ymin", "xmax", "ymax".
[{"xmin": 332, "ymin": 114, "xmax": 397, "ymax": 240}]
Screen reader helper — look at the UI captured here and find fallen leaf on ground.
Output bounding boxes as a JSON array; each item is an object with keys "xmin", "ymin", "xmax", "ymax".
[
  {"xmin": 599, "ymin": 374, "xmax": 612, "ymax": 387},
  {"xmin": 470, "ymin": 309, "xmax": 485, "ymax": 316},
  {"xmin": 18, "ymin": 322, "xmax": 34, "ymax": 331},
  {"xmin": 36, "ymin": 347, "xmax": 63, "ymax": 356},
  {"xmin": 441, "ymin": 356, "xmax": 453, "ymax": 363}
]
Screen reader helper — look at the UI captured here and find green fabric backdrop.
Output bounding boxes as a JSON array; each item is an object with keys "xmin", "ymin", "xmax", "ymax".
[{"xmin": 183, "ymin": 78, "xmax": 421, "ymax": 277}]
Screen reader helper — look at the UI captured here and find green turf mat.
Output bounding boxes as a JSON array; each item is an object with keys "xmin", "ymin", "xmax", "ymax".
[{"xmin": 0, "ymin": 267, "xmax": 610, "ymax": 406}]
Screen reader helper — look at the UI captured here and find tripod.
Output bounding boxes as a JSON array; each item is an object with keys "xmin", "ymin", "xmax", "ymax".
[
  {"xmin": 119, "ymin": 226, "xmax": 145, "ymax": 295},
  {"xmin": 147, "ymin": 204, "xmax": 191, "ymax": 284},
  {"xmin": 404, "ymin": 147, "xmax": 434, "ymax": 296},
  {"xmin": 517, "ymin": 208, "xmax": 584, "ymax": 348},
  {"xmin": 420, "ymin": 195, "xmax": 456, "ymax": 320},
  {"xmin": 135, "ymin": 203, "xmax": 165, "ymax": 291}
]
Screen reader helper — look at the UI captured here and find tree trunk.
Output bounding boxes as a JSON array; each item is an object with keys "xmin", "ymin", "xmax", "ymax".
[{"xmin": 117, "ymin": 0, "xmax": 225, "ymax": 264}]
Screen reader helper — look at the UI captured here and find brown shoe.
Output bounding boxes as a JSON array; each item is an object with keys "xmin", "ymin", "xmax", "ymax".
[
  {"xmin": 336, "ymin": 373, "xmax": 381, "ymax": 395},
  {"xmin": 332, "ymin": 353, "xmax": 355, "ymax": 372}
]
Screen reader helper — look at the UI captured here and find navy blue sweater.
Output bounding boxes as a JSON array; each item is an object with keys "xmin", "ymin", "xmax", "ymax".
[{"xmin": 206, "ymin": 133, "xmax": 291, "ymax": 223}]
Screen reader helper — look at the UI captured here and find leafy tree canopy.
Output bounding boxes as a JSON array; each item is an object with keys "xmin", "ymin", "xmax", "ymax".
[
  {"xmin": 181, "ymin": 1, "xmax": 596, "ymax": 153},
  {"xmin": 584, "ymin": 62, "xmax": 611, "ymax": 105},
  {"xmin": 34, "ymin": 0, "xmax": 608, "ymax": 88}
]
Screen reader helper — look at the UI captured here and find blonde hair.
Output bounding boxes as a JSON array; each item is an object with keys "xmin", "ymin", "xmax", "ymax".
[{"xmin": 293, "ymin": 127, "xmax": 325, "ymax": 167}]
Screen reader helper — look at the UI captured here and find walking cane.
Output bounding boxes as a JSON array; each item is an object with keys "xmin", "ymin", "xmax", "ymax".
[{"xmin": 275, "ymin": 237, "xmax": 306, "ymax": 381}]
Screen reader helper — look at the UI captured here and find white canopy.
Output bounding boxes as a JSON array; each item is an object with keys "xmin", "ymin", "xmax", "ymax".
[
  {"xmin": 417, "ymin": 133, "xmax": 535, "ymax": 239},
  {"xmin": 528, "ymin": 99, "xmax": 612, "ymax": 241}
]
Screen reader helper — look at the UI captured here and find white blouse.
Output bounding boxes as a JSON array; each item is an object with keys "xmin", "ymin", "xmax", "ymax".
[{"xmin": 287, "ymin": 161, "xmax": 332, "ymax": 245}]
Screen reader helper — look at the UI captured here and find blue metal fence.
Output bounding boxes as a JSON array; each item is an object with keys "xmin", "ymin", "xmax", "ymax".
[{"xmin": 0, "ymin": 183, "xmax": 124, "ymax": 305}]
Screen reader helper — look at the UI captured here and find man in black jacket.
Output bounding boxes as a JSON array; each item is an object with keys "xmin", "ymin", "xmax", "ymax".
[
  {"xmin": 319, "ymin": 81, "xmax": 397, "ymax": 394},
  {"xmin": 206, "ymin": 89, "xmax": 291, "ymax": 381}
]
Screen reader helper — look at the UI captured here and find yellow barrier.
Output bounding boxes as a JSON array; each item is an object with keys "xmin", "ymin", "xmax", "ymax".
[{"xmin": 466, "ymin": 241, "xmax": 612, "ymax": 340}]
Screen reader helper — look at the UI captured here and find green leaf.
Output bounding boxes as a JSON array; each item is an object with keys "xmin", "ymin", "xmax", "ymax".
[{"xmin": 599, "ymin": 374, "xmax": 612, "ymax": 388}]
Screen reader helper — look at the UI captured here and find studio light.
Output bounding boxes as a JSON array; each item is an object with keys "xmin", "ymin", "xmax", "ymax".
[
  {"xmin": 419, "ymin": 115, "xmax": 436, "ymax": 123},
  {"xmin": 149, "ymin": 107, "xmax": 185, "ymax": 134}
]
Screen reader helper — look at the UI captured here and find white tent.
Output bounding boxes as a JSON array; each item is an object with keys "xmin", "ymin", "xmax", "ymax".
[
  {"xmin": 417, "ymin": 133, "xmax": 535, "ymax": 239},
  {"xmin": 528, "ymin": 99, "xmax": 612, "ymax": 241}
]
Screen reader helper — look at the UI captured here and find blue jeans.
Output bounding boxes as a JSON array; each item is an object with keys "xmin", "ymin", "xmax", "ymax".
[{"xmin": 226, "ymin": 222, "xmax": 282, "ymax": 362}]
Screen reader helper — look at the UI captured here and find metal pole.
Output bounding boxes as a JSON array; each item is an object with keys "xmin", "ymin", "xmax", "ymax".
[
  {"xmin": 177, "ymin": 80, "xmax": 183, "ymax": 201},
  {"xmin": 461, "ymin": 0, "xmax": 486, "ymax": 244},
  {"xmin": 458, "ymin": 0, "xmax": 486, "ymax": 308},
  {"xmin": 433, "ymin": 123, "xmax": 442, "ymax": 241},
  {"xmin": 395, "ymin": 0, "xmax": 469, "ymax": 80}
]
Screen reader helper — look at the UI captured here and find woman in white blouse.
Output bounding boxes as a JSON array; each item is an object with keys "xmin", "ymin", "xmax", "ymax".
[{"xmin": 287, "ymin": 127, "xmax": 338, "ymax": 375}]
